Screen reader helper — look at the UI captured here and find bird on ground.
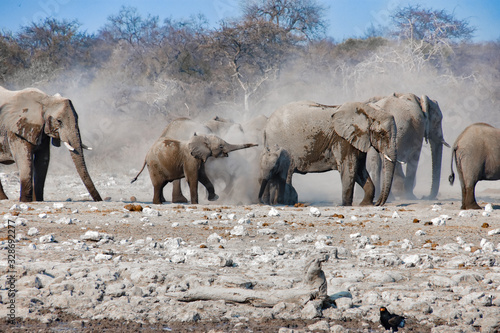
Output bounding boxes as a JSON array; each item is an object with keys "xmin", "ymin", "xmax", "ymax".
[{"xmin": 380, "ymin": 306, "xmax": 405, "ymax": 332}]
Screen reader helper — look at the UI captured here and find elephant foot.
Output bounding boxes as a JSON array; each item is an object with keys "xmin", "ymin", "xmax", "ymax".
[
  {"xmin": 172, "ymin": 196, "xmax": 188, "ymax": 203},
  {"xmin": 208, "ymin": 193, "xmax": 219, "ymax": 201},
  {"xmin": 462, "ymin": 202, "xmax": 482, "ymax": 210},
  {"xmin": 359, "ymin": 199, "xmax": 373, "ymax": 206}
]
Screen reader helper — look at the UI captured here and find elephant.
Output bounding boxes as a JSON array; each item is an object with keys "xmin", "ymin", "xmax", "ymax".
[
  {"xmin": 131, "ymin": 133, "xmax": 257, "ymax": 204},
  {"xmin": 264, "ymin": 101, "xmax": 397, "ymax": 206},
  {"xmin": 161, "ymin": 116, "xmax": 261, "ymax": 203},
  {"xmin": 258, "ymin": 144, "xmax": 298, "ymax": 205},
  {"xmin": 0, "ymin": 86, "xmax": 102, "ymax": 202},
  {"xmin": 366, "ymin": 93, "xmax": 449, "ymax": 200},
  {"xmin": 449, "ymin": 123, "xmax": 500, "ymax": 209}
]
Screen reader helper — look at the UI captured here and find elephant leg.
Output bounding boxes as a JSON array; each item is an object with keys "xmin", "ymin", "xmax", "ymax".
[
  {"xmin": 457, "ymin": 158, "xmax": 481, "ymax": 209},
  {"xmin": 198, "ymin": 165, "xmax": 218, "ymax": 201},
  {"xmin": 33, "ymin": 136, "xmax": 51, "ymax": 201},
  {"xmin": 152, "ymin": 180, "xmax": 168, "ymax": 204},
  {"xmin": 338, "ymin": 161, "xmax": 355, "ymax": 206},
  {"xmin": 10, "ymin": 139, "xmax": 34, "ymax": 202},
  {"xmin": 0, "ymin": 180, "xmax": 8, "ymax": 200},
  {"xmin": 355, "ymin": 161, "xmax": 375, "ymax": 206},
  {"xmin": 171, "ymin": 180, "xmax": 188, "ymax": 203},
  {"xmin": 403, "ymin": 151, "xmax": 420, "ymax": 200}
]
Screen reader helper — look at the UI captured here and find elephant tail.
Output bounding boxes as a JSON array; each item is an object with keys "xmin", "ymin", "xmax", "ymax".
[
  {"xmin": 449, "ymin": 146, "xmax": 456, "ymax": 185},
  {"xmin": 131, "ymin": 161, "xmax": 147, "ymax": 184}
]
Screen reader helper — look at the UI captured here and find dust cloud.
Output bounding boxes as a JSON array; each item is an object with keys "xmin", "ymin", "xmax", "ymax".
[{"xmin": 16, "ymin": 41, "xmax": 500, "ymax": 205}]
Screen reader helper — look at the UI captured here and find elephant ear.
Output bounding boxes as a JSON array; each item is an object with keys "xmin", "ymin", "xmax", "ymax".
[
  {"xmin": 420, "ymin": 95, "xmax": 431, "ymax": 143},
  {"xmin": 332, "ymin": 102, "xmax": 372, "ymax": 152},
  {"xmin": 188, "ymin": 135, "xmax": 212, "ymax": 162},
  {"xmin": 0, "ymin": 89, "xmax": 45, "ymax": 145}
]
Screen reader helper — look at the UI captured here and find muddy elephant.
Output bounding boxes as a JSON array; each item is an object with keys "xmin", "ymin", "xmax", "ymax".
[
  {"xmin": 0, "ymin": 86, "xmax": 102, "ymax": 202},
  {"xmin": 132, "ymin": 133, "xmax": 257, "ymax": 204},
  {"xmin": 258, "ymin": 145, "xmax": 298, "ymax": 205},
  {"xmin": 449, "ymin": 123, "xmax": 500, "ymax": 209},
  {"xmin": 264, "ymin": 101, "xmax": 397, "ymax": 206},
  {"xmin": 367, "ymin": 93, "xmax": 449, "ymax": 200}
]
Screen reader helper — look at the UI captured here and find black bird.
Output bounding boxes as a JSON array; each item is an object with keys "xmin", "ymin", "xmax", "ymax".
[{"xmin": 380, "ymin": 306, "xmax": 405, "ymax": 332}]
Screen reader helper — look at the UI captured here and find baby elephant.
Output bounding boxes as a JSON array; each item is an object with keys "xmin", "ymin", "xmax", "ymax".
[
  {"xmin": 132, "ymin": 133, "xmax": 257, "ymax": 204},
  {"xmin": 449, "ymin": 123, "xmax": 500, "ymax": 209},
  {"xmin": 259, "ymin": 145, "xmax": 298, "ymax": 205}
]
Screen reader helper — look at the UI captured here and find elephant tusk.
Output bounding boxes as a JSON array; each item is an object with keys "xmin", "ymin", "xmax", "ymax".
[
  {"xmin": 64, "ymin": 141, "xmax": 75, "ymax": 152},
  {"xmin": 82, "ymin": 144, "xmax": 93, "ymax": 150},
  {"xmin": 442, "ymin": 140, "xmax": 451, "ymax": 148},
  {"xmin": 383, "ymin": 154, "xmax": 393, "ymax": 162}
]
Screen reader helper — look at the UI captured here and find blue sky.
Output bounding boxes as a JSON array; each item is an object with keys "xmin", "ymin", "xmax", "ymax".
[{"xmin": 1, "ymin": 0, "xmax": 499, "ymax": 41}]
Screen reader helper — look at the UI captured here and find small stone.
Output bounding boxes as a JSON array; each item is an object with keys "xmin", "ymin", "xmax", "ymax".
[
  {"xmin": 309, "ymin": 207, "xmax": 321, "ymax": 217},
  {"xmin": 38, "ymin": 213, "xmax": 48, "ymax": 218},
  {"xmin": 238, "ymin": 218, "xmax": 251, "ymax": 224},
  {"xmin": 350, "ymin": 233, "xmax": 361, "ymax": 239},
  {"xmin": 39, "ymin": 234, "xmax": 55, "ymax": 243},
  {"xmin": 53, "ymin": 202, "xmax": 65, "ymax": 209},
  {"xmin": 130, "ymin": 196, "xmax": 137, "ymax": 202},
  {"xmin": 124, "ymin": 204, "xmax": 142, "ymax": 212},
  {"xmin": 230, "ymin": 225, "xmax": 249, "ymax": 236},
  {"xmin": 95, "ymin": 253, "xmax": 112, "ymax": 261},
  {"xmin": 143, "ymin": 207, "xmax": 160, "ymax": 216},
  {"xmin": 488, "ymin": 228, "xmax": 500, "ymax": 236},
  {"xmin": 268, "ymin": 207, "xmax": 280, "ymax": 217},
  {"xmin": 28, "ymin": 227, "xmax": 39, "ymax": 236},
  {"xmin": 193, "ymin": 220, "xmax": 208, "ymax": 225},
  {"xmin": 485, "ymin": 203, "xmax": 494, "ymax": 212},
  {"xmin": 416, "ymin": 230, "xmax": 426, "ymax": 236},
  {"xmin": 392, "ymin": 211, "xmax": 400, "ymax": 218}
]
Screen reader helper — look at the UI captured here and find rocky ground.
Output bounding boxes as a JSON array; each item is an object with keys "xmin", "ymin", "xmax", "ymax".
[{"xmin": 0, "ymin": 170, "xmax": 499, "ymax": 332}]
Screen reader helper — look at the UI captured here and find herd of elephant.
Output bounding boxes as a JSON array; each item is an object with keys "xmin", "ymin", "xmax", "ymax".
[{"xmin": 0, "ymin": 86, "xmax": 499, "ymax": 210}]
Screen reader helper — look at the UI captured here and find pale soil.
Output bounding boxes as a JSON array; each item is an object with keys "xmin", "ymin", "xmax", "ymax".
[{"xmin": 0, "ymin": 170, "xmax": 499, "ymax": 332}]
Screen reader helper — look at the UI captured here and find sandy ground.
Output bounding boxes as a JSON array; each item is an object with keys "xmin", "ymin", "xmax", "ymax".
[{"xmin": 0, "ymin": 170, "xmax": 499, "ymax": 332}]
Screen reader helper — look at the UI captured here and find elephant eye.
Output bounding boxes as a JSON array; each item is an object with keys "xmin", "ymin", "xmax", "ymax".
[{"xmin": 219, "ymin": 144, "xmax": 224, "ymax": 149}]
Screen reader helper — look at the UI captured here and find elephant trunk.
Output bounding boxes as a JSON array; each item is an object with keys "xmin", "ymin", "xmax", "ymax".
[
  {"xmin": 375, "ymin": 150, "xmax": 396, "ymax": 206},
  {"xmin": 226, "ymin": 143, "xmax": 258, "ymax": 153},
  {"xmin": 427, "ymin": 140, "xmax": 443, "ymax": 200},
  {"xmin": 63, "ymin": 127, "xmax": 102, "ymax": 201},
  {"xmin": 258, "ymin": 178, "xmax": 269, "ymax": 202}
]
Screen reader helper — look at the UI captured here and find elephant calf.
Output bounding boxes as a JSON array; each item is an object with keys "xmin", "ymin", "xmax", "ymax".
[
  {"xmin": 259, "ymin": 145, "xmax": 298, "ymax": 205},
  {"xmin": 132, "ymin": 133, "xmax": 257, "ymax": 204},
  {"xmin": 449, "ymin": 123, "xmax": 500, "ymax": 209}
]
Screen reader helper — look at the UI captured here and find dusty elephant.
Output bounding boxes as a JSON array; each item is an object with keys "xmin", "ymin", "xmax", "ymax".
[
  {"xmin": 367, "ymin": 93, "xmax": 449, "ymax": 200},
  {"xmin": 131, "ymin": 133, "xmax": 257, "ymax": 204},
  {"xmin": 258, "ymin": 144, "xmax": 298, "ymax": 205},
  {"xmin": 449, "ymin": 123, "xmax": 500, "ymax": 209},
  {"xmin": 0, "ymin": 86, "xmax": 102, "ymax": 202},
  {"xmin": 264, "ymin": 101, "xmax": 397, "ymax": 206},
  {"xmin": 162, "ymin": 116, "xmax": 261, "ymax": 203}
]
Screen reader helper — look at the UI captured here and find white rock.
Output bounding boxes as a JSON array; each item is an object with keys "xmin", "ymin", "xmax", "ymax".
[
  {"xmin": 39, "ymin": 234, "xmax": 55, "ymax": 243},
  {"xmin": 268, "ymin": 207, "xmax": 280, "ymax": 217},
  {"xmin": 309, "ymin": 207, "xmax": 321, "ymax": 217},
  {"xmin": 402, "ymin": 254, "xmax": 420, "ymax": 266},
  {"xmin": 81, "ymin": 230, "xmax": 113, "ymax": 241},
  {"xmin": 56, "ymin": 217, "xmax": 73, "ymax": 225},
  {"xmin": 143, "ymin": 207, "xmax": 160, "ymax": 217},
  {"xmin": 246, "ymin": 212, "xmax": 255, "ymax": 218},
  {"xmin": 230, "ymin": 225, "xmax": 249, "ymax": 236},
  {"xmin": 207, "ymin": 233, "xmax": 222, "ymax": 243},
  {"xmin": 350, "ymin": 233, "xmax": 361, "ymax": 239},
  {"xmin": 257, "ymin": 228, "xmax": 277, "ymax": 235},
  {"xmin": 227, "ymin": 213, "xmax": 236, "ymax": 220},
  {"xmin": 392, "ymin": 211, "xmax": 400, "ymax": 218},
  {"xmin": 53, "ymin": 202, "xmax": 65, "ymax": 209},
  {"xmin": 171, "ymin": 222, "xmax": 179, "ymax": 227},
  {"xmin": 482, "ymin": 241, "xmax": 495, "ymax": 252},
  {"xmin": 482, "ymin": 211, "xmax": 491, "ymax": 217},
  {"xmin": 415, "ymin": 230, "xmax": 426, "ymax": 236},
  {"xmin": 193, "ymin": 220, "xmax": 208, "ymax": 225},
  {"xmin": 9, "ymin": 204, "xmax": 20, "ymax": 211},
  {"xmin": 431, "ymin": 217, "xmax": 446, "ymax": 226},
  {"xmin": 28, "ymin": 243, "xmax": 36, "ymax": 250},
  {"xmin": 459, "ymin": 210, "xmax": 475, "ymax": 218},
  {"xmin": 456, "ymin": 236, "xmax": 466, "ymax": 245},
  {"xmin": 401, "ymin": 239, "xmax": 413, "ymax": 250},
  {"xmin": 140, "ymin": 217, "xmax": 149, "ymax": 222},
  {"xmin": 28, "ymin": 227, "xmax": 39, "ymax": 236},
  {"xmin": 95, "ymin": 253, "xmax": 112, "ymax": 261},
  {"xmin": 15, "ymin": 218, "xmax": 27, "ymax": 226},
  {"xmin": 485, "ymin": 203, "xmax": 494, "ymax": 212},
  {"xmin": 19, "ymin": 203, "xmax": 29, "ymax": 211},
  {"xmin": 90, "ymin": 206, "xmax": 98, "ymax": 211},
  {"xmin": 238, "ymin": 218, "xmax": 251, "ymax": 224},
  {"xmin": 488, "ymin": 228, "xmax": 500, "ymax": 236},
  {"xmin": 431, "ymin": 204, "xmax": 442, "ymax": 211},
  {"xmin": 370, "ymin": 234, "xmax": 381, "ymax": 242},
  {"xmin": 480, "ymin": 238, "xmax": 488, "ymax": 247},
  {"xmin": 350, "ymin": 215, "xmax": 358, "ymax": 221},
  {"xmin": 38, "ymin": 213, "xmax": 48, "ymax": 219}
]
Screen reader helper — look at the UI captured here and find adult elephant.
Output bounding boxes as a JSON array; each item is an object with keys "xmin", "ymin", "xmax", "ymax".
[
  {"xmin": 264, "ymin": 101, "xmax": 397, "ymax": 206},
  {"xmin": 366, "ymin": 93, "xmax": 449, "ymax": 200},
  {"xmin": 449, "ymin": 123, "xmax": 500, "ymax": 209},
  {"xmin": 0, "ymin": 86, "xmax": 102, "ymax": 202}
]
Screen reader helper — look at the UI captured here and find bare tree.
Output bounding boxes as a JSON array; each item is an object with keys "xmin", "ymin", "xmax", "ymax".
[
  {"xmin": 242, "ymin": 0, "xmax": 327, "ymax": 40},
  {"xmin": 391, "ymin": 5, "xmax": 476, "ymax": 44},
  {"xmin": 208, "ymin": 19, "xmax": 296, "ymax": 112}
]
